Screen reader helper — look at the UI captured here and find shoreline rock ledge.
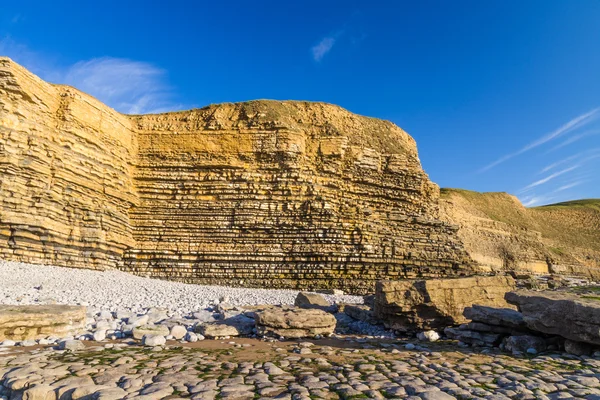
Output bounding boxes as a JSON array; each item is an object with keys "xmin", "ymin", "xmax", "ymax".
[{"xmin": 506, "ymin": 290, "xmax": 600, "ymax": 346}]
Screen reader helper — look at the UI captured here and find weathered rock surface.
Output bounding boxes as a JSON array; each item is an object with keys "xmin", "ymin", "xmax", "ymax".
[
  {"xmin": 374, "ymin": 276, "xmax": 515, "ymax": 331},
  {"xmin": 0, "ymin": 57, "xmax": 473, "ymax": 292},
  {"xmin": 0, "ymin": 305, "xmax": 85, "ymax": 341},
  {"xmin": 256, "ymin": 307, "xmax": 336, "ymax": 338},
  {"xmin": 295, "ymin": 292, "xmax": 330, "ymax": 309},
  {"xmin": 197, "ymin": 315, "xmax": 256, "ymax": 338},
  {"xmin": 506, "ymin": 290, "xmax": 600, "ymax": 345}
]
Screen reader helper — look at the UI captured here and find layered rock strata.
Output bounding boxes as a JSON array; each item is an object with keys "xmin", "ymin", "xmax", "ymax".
[
  {"xmin": 0, "ymin": 58, "xmax": 137, "ymax": 270},
  {"xmin": 0, "ymin": 305, "xmax": 86, "ymax": 341},
  {"xmin": 0, "ymin": 58, "xmax": 473, "ymax": 291}
]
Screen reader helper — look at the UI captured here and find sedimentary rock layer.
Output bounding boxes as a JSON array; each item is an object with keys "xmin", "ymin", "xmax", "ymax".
[
  {"xmin": 0, "ymin": 58, "xmax": 137, "ymax": 270},
  {"xmin": 124, "ymin": 102, "xmax": 471, "ymax": 291},
  {"xmin": 0, "ymin": 57, "xmax": 473, "ymax": 291}
]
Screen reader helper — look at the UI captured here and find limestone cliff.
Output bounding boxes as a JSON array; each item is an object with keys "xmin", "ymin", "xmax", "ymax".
[
  {"xmin": 0, "ymin": 58, "xmax": 138, "ymax": 270},
  {"xmin": 439, "ymin": 189, "xmax": 600, "ymax": 279},
  {"xmin": 0, "ymin": 58, "xmax": 472, "ymax": 292}
]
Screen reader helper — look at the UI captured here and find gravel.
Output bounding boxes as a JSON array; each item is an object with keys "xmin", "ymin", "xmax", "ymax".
[{"xmin": 0, "ymin": 260, "xmax": 363, "ymax": 316}]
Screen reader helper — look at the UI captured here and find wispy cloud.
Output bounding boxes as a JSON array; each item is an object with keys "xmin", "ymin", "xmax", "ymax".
[
  {"xmin": 311, "ymin": 31, "xmax": 344, "ymax": 62},
  {"xmin": 0, "ymin": 37, "xmax": 184, "ymax": 114},
  {"xmin": 311, "ymin": 37, "xmax": 336, "ymax": 62},
  {"xmin": 479, "ymin": 107, "xmax": 600, "ymax": 173},
  {"xmin": 554, "ymin": 180, "xmax": 586, "ymax": 193},
  {"xmin": 520, "ymin": 165, "xmax": 579, "ymax": 192},
  {"xmin": 62, "ymin": 57, "xmax": 176, "ymax": 114},
  {"xmin": 538, "ymin": 148, "xmax": 600, "ymax": 174},
  {"xmin": 548, "ymin": 129, "xmax": 600, "ymax": 152}
]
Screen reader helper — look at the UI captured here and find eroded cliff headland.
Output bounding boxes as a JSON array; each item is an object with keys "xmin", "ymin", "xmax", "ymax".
[
  {"xmin": 0, "ymin": 57, "xmax": 472, "ymax": 292},
  {"xmin": 1, "ymin": 57, "xmax": 598, "ymax": 291}
]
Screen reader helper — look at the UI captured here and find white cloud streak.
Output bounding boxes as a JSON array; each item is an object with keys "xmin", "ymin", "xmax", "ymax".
[
  {"xmin": 520, "ymin": 165, "xmax": 579, "ymax": 191},
  {"xmin": 479, "ymin": 107, "xmax": 600, "ymax": 173},
  {"xmin": 311, "ymin": 37, "xmax": 336, "ymax": 62},
  {"xmin": 548, "ymin": 129, "xmax": 600, "ymax": 152},
  {"xmin": 0, "ymin": 37, "xmax": 183, "ymax": 114}
]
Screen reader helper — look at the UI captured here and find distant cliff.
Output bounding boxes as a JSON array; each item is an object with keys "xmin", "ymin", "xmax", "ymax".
[
  {"xmin": 439, "ymin": 189, "xmax": 600, "ymax": 279},
  {"xmin": 0, "ymin": 57, "xmax": 472, "ymax": 292}
]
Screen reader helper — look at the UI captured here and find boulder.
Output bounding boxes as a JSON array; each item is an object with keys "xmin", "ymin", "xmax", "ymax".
[
  {"xmin": 170, "ymin": 325, "xmax": 187, "ymax": 340},
  {"xmin": 132, "ymin": 324, "xmax": 169, "ymax": 340},
  {"xmin": 463, "ymin": 305, "xmax": 527, "ymax": 330},
  {"xmin": 506, "ymin": 290, "xmax": 600, "ymax": 345},
  {"xmin": 256, "ymin": 307, "xmax": 336, "ymax": 338},
  {"xmin": 0, "ymin": 305, "xmax": 86, "ymax": 341},
  {"xmin": 375, "ymin": 276, "xmax": 515, "ymax": 331},
  {"xmin": 142, "ymin": 335, "xmax": 166, "ymax": 347},
  {"xmin": 295, "ymin": 292, "xmax": 330, "ymax": 309},
  {"xmin": 196, "ymin": 314, "xmax": 255, "ymax": 338},
  {"xmin": 417, "ymin": 330, "xmax": 440, "ymax": 342}
]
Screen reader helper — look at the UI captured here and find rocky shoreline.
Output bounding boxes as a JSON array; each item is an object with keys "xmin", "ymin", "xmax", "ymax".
[{"xmin": 3, "ymin": 261, "xmax": 600, "ymax": 399}]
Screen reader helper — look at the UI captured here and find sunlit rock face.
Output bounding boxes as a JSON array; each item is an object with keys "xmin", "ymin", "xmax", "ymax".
[{"xmin": 0, "ymin": 58, "xmax": 471, "ymax": 293}]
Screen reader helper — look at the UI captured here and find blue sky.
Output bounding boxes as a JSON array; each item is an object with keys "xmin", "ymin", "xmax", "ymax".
[{"xmin": 1, "ymin": 1, "xmax": 599, "ymax": 206}]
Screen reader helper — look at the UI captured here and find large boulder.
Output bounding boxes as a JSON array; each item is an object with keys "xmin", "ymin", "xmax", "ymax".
[
  {"xmin": 506, "ymin": 290, "xmax": 600, "ymax": 345},
  {"xmin": 132, "ymin": 324, "xmax": 169, "ymax": 340},
  {"xmin": 0, "ymin": 305, "xmax": 86, "ymax": 341},
  {"xmin": 295, "ymin": 292, "xmax": 330, "ymax": 309},
  {"xmin": 256, "ymin": 307, "xmax": 336, "ymax": 338},
  {"xmin": 196, "ymin": 314, "xmax": 255, "ymax": 338},
  {"xmin": 374, "ymin": 276, "xmax": 515, "ymax": 331}
]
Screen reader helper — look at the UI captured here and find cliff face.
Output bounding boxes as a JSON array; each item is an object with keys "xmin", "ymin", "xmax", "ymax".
[
  {"xmin": 0, "ymin": 58, "xmax": 471, "ymax": 291},
  {"xmin": 439, "ymin": 189, "xmax": 600, "ymax": 279},
  {"xmin": 0, "ymin": 58, "xmax": 138, "ymax": 270}
]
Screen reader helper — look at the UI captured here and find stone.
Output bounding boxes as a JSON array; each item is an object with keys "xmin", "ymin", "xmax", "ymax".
[
  {"xmin": 185, "ymin": 332, "xmax": 200, "ymax": 342},
  {"xmin": 170, "ymin": 325, "xmax": 187, "ymax": 340},
  {"xmin": 417, "ymin": 330, "xmax": 440, "ymax": 342},
  {"xmin": 196, "ymin": 314, "xmax": 255, "ymax": 338},
  {"xmin": 295, "ymin": 292, "xmax": 330, "ymax": 309},
  {"xmin": 256, "ymin": 307, "xmax": 337, "ymax": 338},
  {"xmin": 374, "ymin": 276, "xmax": 516, "ymax": 331},
  {"xmin": 22, "ymin": 384, "xmax": 56, "ymax": 400},
  {"xmin": 0, "ymin": 305, "xmax": 86, "ymax": 341},
  {"xmin": 463, "ymin": 305, "xmax": 527, "ymax": 330},
  {"xmin": 132, "ymin": 324, "xmax": 170, "ymax": 340},
  {"xmin": 503, "ymin": 335, "xmax": 547, "ymax": 354},
  {"xmin": 59, "ymin": 340, "xmax": 85, "ymax": 351},
  {"xmin": 93, "ymin": 330, "xmax": 106, "ymax": 342},
  {"xmin": 506, "ymin": 290, "xmax": 600, "ymax": 345},
  {"xmin": 142, "ymin": 335, "xmax": 166, "ymax": 347},
  {"xmin": 564, "ymin": 339, "xmax": 594, "ymax": 356},
  {"xmin": 0, "ymin": 58, "xmax": 472, "ymax": 293}
]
